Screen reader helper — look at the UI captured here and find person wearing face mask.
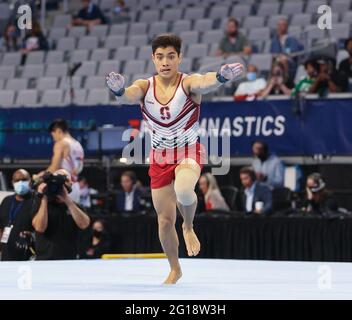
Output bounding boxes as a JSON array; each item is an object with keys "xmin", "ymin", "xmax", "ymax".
[
  {"xmin": 251, "ymin": 141, "xmax": 285, "ymax": 188},
  {"xmin": 81, "ymin": 220, "xmax": 111, "ymax": 259},
  {"xmin": 234, "ymin": 64, "xmax": 267, "ymax": 101},
  {"xmin": 0, "ymin": 169, "xmax": 35, "ymax": 261},
  {"xmin": 260, "ymin": 61, "xmax": 294, "ymax": 98},
  {"xmin": 32, "ymin": 169, "xmax": 90, "ymax": 260},
  {"xmin": 217, "ymin": 18, "xmax": 252, "ymax": 58}
]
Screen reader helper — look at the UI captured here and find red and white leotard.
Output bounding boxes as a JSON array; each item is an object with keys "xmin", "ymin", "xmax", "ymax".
[
  {"xmin": 141, "ymin": 73, "xmax": 206, "ymax": 189},
  {"xmin": 141, "ymin": 73, "xmax": 200, "ymax": 150}
]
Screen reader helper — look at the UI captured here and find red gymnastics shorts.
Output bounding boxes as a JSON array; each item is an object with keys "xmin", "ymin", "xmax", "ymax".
[{"xmin": 148, "ymin": 142, "xmax": 207, "ymax": 189}]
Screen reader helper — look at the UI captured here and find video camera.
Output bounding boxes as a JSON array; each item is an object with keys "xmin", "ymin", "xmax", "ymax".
[{"xmin": 34, "ymin": 171, "xmax": 72, "ymax": 199}]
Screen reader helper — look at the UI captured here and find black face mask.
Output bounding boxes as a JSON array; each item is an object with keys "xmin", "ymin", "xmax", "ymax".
[{"xmin": 93, "ymin": 230, "xmax": 103, "ymax": 239}]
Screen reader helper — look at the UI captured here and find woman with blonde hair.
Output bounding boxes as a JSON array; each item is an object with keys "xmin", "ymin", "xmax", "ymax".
[{"xmin": 199, "ymin": 173, "xmax": 230, "ymax": 212}]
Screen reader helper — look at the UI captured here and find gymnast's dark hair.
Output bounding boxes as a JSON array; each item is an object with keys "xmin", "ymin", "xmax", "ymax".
[
  {"xmin": 48, "ymin": 119, "xmax": 69, "ymax": 133},
  {"xmin": 152, "ymin": 33, "xmax": 182, "ymax": 56}
]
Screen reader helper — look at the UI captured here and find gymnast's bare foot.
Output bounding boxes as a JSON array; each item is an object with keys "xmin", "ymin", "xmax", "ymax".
[
  {"xmin": 163, "ymin": 268, "xmax": 182, "ymax": 285},
  {"xmin": 182, "ymin": 224, "xmax": 201, "ymax": 257}
]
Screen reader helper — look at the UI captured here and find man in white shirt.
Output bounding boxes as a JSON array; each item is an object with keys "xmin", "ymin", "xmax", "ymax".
[{"xmin": 234, "ymin": 64, "xmax": 267, "ymax": 101}]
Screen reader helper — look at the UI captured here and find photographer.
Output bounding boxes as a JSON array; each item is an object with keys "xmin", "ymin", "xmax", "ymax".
[
  {"xmin": 0, "ymin": 170, "xmax": 35, "ymax": 261},
  {"xmin": 32, "ymin": 169, "xmax": 90, "ymax": 260},
  {"xmin": 301, "ymin": 173, "xmax": 338, "ymax": 216}
]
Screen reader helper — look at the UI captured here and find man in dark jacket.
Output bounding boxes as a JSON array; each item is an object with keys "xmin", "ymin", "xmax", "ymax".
[{"xmin": 239, "ymin": 167, "xmax": 273, "ymax": 216}]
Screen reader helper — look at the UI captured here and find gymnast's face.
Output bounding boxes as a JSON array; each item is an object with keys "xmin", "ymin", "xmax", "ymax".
[{"xmin": 152, "ymin": 46, "xmax": 182, "ymax": 79}]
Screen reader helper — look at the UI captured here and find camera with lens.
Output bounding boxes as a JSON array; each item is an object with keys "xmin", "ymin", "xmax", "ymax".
[{"xmin": 38, "ymin": 171, "xmax": 72, "ymax": 199}]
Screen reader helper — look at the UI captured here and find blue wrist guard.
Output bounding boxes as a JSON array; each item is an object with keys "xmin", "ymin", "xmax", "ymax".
[
  {"xmin": 111, "ymin": 87, "xmax": 125, "ymax": 97},
  {"xmin": 216, "ymin": 70, "xmax": 229, "ymax": 83}
]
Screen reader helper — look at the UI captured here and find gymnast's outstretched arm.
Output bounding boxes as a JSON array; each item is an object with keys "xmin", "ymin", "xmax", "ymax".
[
  {"xmin": 106, "ymin": 73, "xmax": 148, "ymax": 105},
  {"xmin": 183, "ymin": 63, "xmax": 244, "ymax": 95}
]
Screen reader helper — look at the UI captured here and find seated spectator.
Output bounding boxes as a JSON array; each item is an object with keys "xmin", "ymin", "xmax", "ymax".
[
  {"xmin": 198, "ymin": 173, "xmax": 229, "ymax": 212},
  {"xmin": 251, "ymin": 141, "xmax": 285, "ymax": 188},
  {"xmin": 0, "ymin": 169, "xmax": 35, "ymax": 261},
  {"xmin": 260, "ymin": 61, "xmax": 294, "ymax": 97},
  {"xmin": 2, "ymin": 21, "xmax": 20, "ymax": 52},
  {"xmin": 291, "ymin": 59, "xmax": 319, "ymax": 97},
  {"xmin": 234, "ymin": 64, "xmax": 267, "ymax": 101},
  {"xmin": 115, "ymin": 171, "xmax": 143, "ymax": 212},
  {"xmin": 111, "ymin": 0, "xmax": 130, "ymax": 24},
  {"xmin": 239, "ymin": 167, "xmax": 272, "ymax": 216},
  {"xmin": 21, "ymin": 21, "xmax": 49, "ymax": 63},
  {"xmin": 216, "ymin": 18, "xmax": 252, "ymax": 58},
  {"xmin": 81, "ymin": 219, "xmax": 111, "ymax": 259},
  {"xmin": 72, "ymin": 0, "xmax": 107, "ymax": 31},
  {"xmin": 309, "ymin": 58, "xmax": 349, "ymax": 96},
  {"xmin": 78, "ymin": 177, "xmax": 98, "ymax": 209},
  {"xmin": 270, "ymin": 19, "xmax": 303, "ymax": 55},
  {"xmin": 300, "ymin": 173, "xmax": 338, "ymax": 216},
  {"xmin": 338, "ymin": 38, "xmax": 352, "ymax": 80}
]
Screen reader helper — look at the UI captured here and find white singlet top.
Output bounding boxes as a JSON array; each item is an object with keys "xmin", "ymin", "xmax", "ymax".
[
  {"xmin": 61, "ymin": 137, "xmax": 84, "ymax": 182},
  {"xmin": 141, "ymin": 73, "xmax": 200, "ymax": 150}
]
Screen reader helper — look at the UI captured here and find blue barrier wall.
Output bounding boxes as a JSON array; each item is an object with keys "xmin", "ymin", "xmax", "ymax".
[{"xmin": 0, "ymin": 99, "xmax": 351, "ymax": 158}]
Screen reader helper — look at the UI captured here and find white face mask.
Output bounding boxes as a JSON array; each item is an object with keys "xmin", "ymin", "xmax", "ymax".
[{"xmin": 13, "ymin": 181, "xmax": 30, "ymax": 195}]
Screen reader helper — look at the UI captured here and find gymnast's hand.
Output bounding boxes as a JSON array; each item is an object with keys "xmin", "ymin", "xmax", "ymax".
[
  {"xmin": 218, "ymin": 63, "xmax": 244, "ymax": 82},
  {"xmin": 106, "ymin": 72, "xmax": 125, "ymax": 96}
]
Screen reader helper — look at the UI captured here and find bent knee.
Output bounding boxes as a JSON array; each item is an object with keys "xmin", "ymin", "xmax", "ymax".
[{"xmin": 174, "ymin": 187, "xmax": 197, "ymax": 206}]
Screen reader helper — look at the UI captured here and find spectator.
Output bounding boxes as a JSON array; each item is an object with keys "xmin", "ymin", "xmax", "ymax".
[
  {"xmin": 270, "ymin": 19, "xmax": 303, "ymax": 55},
  {"xmin": 338, "ymin": 38, "xmax": 352, "ymax": 80},
  {"xmin": 291, "ymin": 59, "xmax": 319, "ymax": 97},
  {"xmin": 217, "ymin": 18, "xmax": 252, "ymax": 58},
  {"xmin": 21, "ymin": 21, "xmax": 49, "ymax": 64},
  {"xmin": 261, "ymin": 61, "xmax": 294, "ymax": 97},
  {"xmin": 81, "ymin": 219, "xmax": 110, "ymax": 259},
  {"xmin": 115, "ymin": 171, "xmax": 143, "ymax": 212},
  {"xmin": 111, "ymin": 0, "xmax": 130, "ymax": 24},
  {"xmin": 198, "ymin": 173, "xmax": 229, "ymax": 212},
  {"xmin": 72, "ymin": 0, "xmax": 107, "ymax": 31},
  {"xmin": 234, "ymin": 64, "xmax": 267, "ymax": 101},
  {"xmin": 239, "ymin": 167, "xmax": 272, "ymax": 215},
  {"xmin": 309, "ymin": 58, "xmax": 349, "ymax": 96},
  {"xmin": 32, "ymin": 169, "xmax": 90, "ymax": 260},
  {"xmin": 2, "ymin": 22, "xmax": 20, "ymax": 52},
  {"xmin": 78, "ymin": 177, "xmax": 98, "ymax": 209},
  {"xmin": 251, "ymin": 141, "xmax": 285, "ymax": 188},
  {"xmin": 0, "ymin": 170, "xmax": 35, "ymax": 261},
  {"xmin": 300, "ymin": 173, "xmax": 339, "ymax": 216}
]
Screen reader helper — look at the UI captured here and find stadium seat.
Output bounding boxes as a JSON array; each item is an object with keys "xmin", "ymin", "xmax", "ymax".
[
  {"xmin": 149, "ymin": 22, "xmax": 168, "ymax": 38},
  {"xmin": 290, "ymin": 14, "xmax": 312, "ymax": 27},
  {"xmin": 230, "ymin": 4, "xmax": 252, "ymax": 19},
  {"xmin": 68, "ymin": 26, "xmax": 87, "ymax": 38},
  {"xmin": 69, "ymin": 50, "xmax": 90, "ymax": 64},
  {"xmin": 46, "ymin": 63, "xmax": 69, "ymax": 77},
  {"xmin": 75, "ymin": 61, "xmax": 97, "ymax": 77},
  {"xmin": 331, "ymin": 0, "xmax": 352, "ymax": 14},
  {"xmin": 281, "ymin": 1, "xmax": 304, "ymax": 15},
  {"xmin": 162, "ymin": 8, "xmax": 184, "ymax": 22},
  {"xmin": 26, "ymin": 51, "xmax": 46, "ymax": 65},
  {"xmin": 171, "ymin": 20, "xmax": 192, "ymax": 34},
  {"xmin": 64, "ymin": 89, "xmax": 87, "ymax": 105},
  {"xmin": 5, "ymin": 79, "xmax": 28, "ymax": 91},
  {"xmin": 59, "ymin": 76, "xmax": 83, "ymax": 90},
  {"xmin": 46, "ymin": 50, "xmax": 65, "ymax": 64},
  {"xmin": 85, "ymin": 76, "xmax": 107, "ymax": 89},
  {"xmin": 89, "ymin": 25, "xmax": 109, "ymax": 39},
  {"xmin": 186, "ymin": 43, "xmax": 209, "ymax": 59},
  {"xmin": 248, "ymin": 27, "xmax": 271, "ymax": 41},
  {"xmin": 41, "ymin": 89, "xmax": 64, "ymax": 106},
  {"xmin": 2, "ymin": 52, "xmax": 22, "ymax": 66},
  {"xmin": 97, "ymin": 60, "xmax": 122, "ymax": 76},
  {"xmin": 52, "ymin": 14, "xmax": 71, "ymax": 28},
  {"xmin": 15, "ymin": 90, "xmax": 38, "ymax": 107},
  {"xmin": 180, "ymin": 31, "xmax": 200, "ymax": 46},
  {"xmin": 114, "ymin": 46, "xmax": 137, "ymax": 61},
  {"xmin": 208, "ymin": 6, "xmax": 230, "ymax": 20},
  {"xmin": 137, "ymin": 46, "xmax": 152, "ymax": 60},
  {"xmin": 0, "ymin": 66, "xmax": 16, "ymax": 80},
  {"xmin": 105, "ymin": 35, "xmax": 126, "ymax": 49},
  {"xmin": 22, "ymin": 64, "xmax": 45, "ymax": 79},
  {"xmin": 77, "ymin": 36, "xmax": 99, "ymax": 50},
  {"xmin": 202, "ymin": 30, "xmax": 225, "ymax": 45},
  {"xmin": 36, "ymin": 77, "xmax": 59, "ymax": 90},
  {"xmin": 266, "ymin": 15, "xmax": 288, "ymax": 29},
  {"xmin": 243, "ymin": 16, "xmax": 265, "ymax": 29},
  {"xmin": 123, "ymin": 60, "xmax": 146, "ymax": 75},
  {"xmin": 109, "ymin": 23, "xmax": 129, "ymax": 36},
  {"xmin": 256, "ymin": 2, "xmax": 280, "ymax": 16},
  {"xmin": 249, "ymin": 54, "xmax": 273, "ymax": 72},
  {"xmin": 86, "ymin": 89, "xmax": 110, "ymax": 105},
  {"xmin": 139, "ymin": 10, "xmax": 160, "ymax": 23},
  {"xmin": 127, "ymin": 35, "xmax": 149, "ymax": 47},
  {"xmin": 90, "ymin": 49, "xmax": 110, "ymax": 62},
  {"xmin": 57, "ymin": 37, "xmax": 76, "ymax": 51},
  {"xmin": 129, "ymin": 22, "xmax": 148, "ymax": 35},
  {"xmin": 193, "ymin": 19, "xmax": 214, "ymax": 33},
  {"xmin": 0, "ymin": 90, "xmax": 15, "ymax": 107},
  {"xmin": 183, "ymin": 7, "xmax": 206, "ymax": 20}
]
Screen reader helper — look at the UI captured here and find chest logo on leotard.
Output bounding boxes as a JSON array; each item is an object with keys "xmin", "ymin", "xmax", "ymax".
[{"xmin": 160, "ymin": 106, "xmax": 171, "ymax": 120}]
